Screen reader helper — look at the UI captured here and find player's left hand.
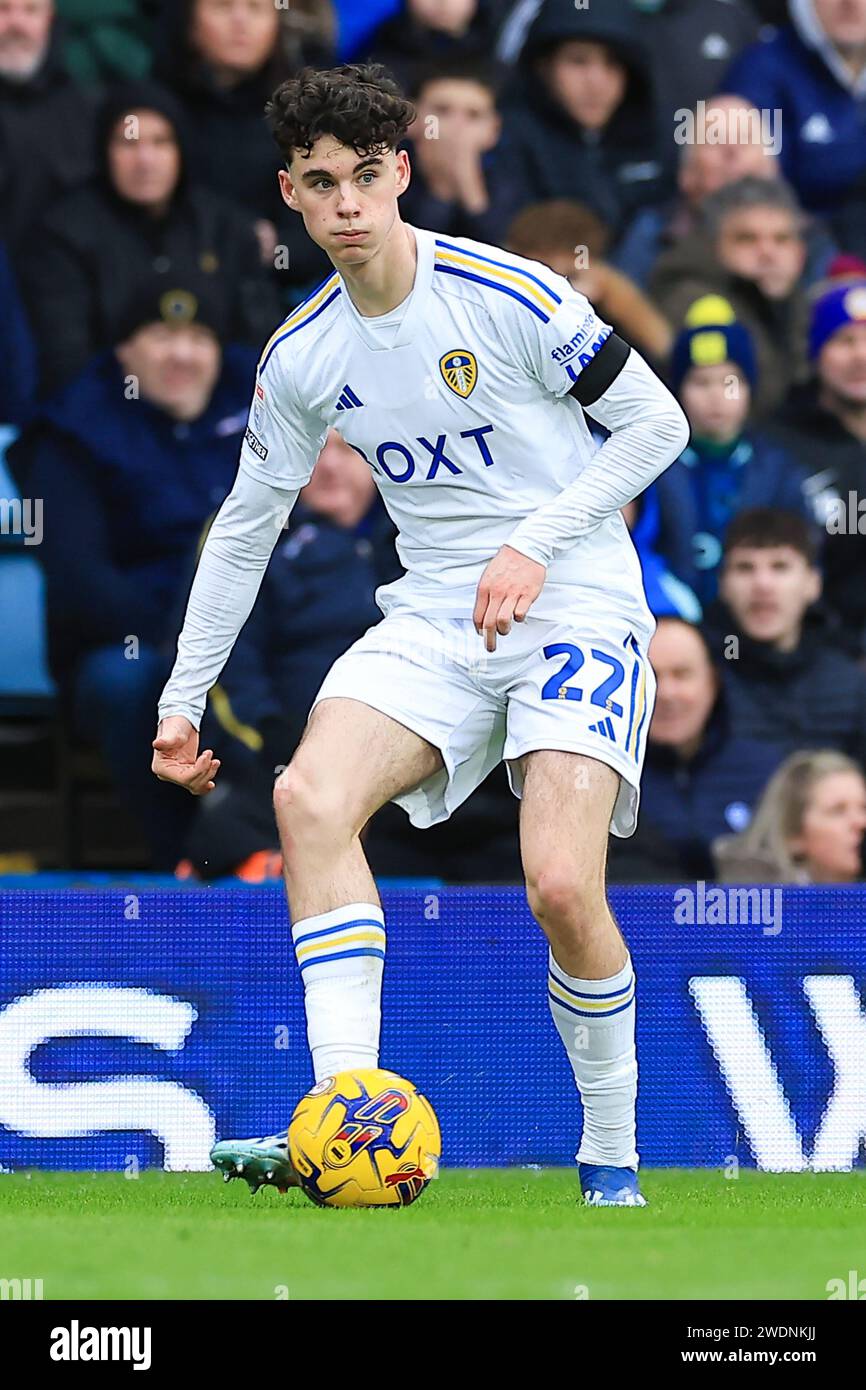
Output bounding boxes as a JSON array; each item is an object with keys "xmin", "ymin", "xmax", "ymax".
[{"xmin": 473, "ymin": 545, "xmax": 546, "ymax": 652}]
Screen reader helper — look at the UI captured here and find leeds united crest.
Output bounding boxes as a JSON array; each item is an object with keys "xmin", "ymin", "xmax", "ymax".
[{"xmin": 439, "ymin": 350, "xmax": 478, "ymax": 398}]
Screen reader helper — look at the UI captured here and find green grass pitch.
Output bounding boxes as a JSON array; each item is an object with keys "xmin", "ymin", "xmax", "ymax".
[{"xmin": 1, "ymin": 1168, "xmax": 864, "ymax": 1300}]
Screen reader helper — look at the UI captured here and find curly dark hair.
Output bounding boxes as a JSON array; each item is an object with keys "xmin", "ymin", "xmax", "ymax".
[{"xmin": 266, "ymin": 63, "xmax": 416, "ymax": 163}]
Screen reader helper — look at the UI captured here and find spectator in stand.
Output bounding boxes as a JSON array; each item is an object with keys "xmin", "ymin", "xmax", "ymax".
[
  {"xmin": 498, "ymin": 0, "xmax": 760, "ymax": 119},
  {"xmin": 651, "ymin": 297, "xmax": 810, "ymax": 604},
  {"xmin": 9, "ymin": 273, "xmax": 256, "ymax": 867},
  {"xmin": 751, "ymin": 0, "xmax": 787, "ymax": 19},
  {"xmin": 631, "ymin": 0, "xmax": 762, "ymax": 126},
  {"xmin": 616, "ymin": 95, "xmax": 836, "ymax": 290},
  {"xmin": 335, "ymin": 0, "xmax": 400, "ymax": 61},
  {"xmin": 500, "ymin": 0, "xmax": 671, "ymax": 251},
  {"xmin": 179, "ymin": 428, "xmax": 401, "ymax": 881},
  {"xmin": 54, "ymin": 0, "xmax": 156, "ymax": 82},
  {"xmin": 398, "ymin": 60, "xmax": 516, "ymax": 244},
  {"xmin": 0, "ymin": 241, "xmax": 37, "ymax": 426},
  {"xmin": 704, "ymin": 509, "xmax": 866, "ymax": 766},
  {"xmin": 621, "ymin": 494, "xmax": 703, "ymax": 622},
  {"xmin": 505, "ymin": 199, "xmax": 673, "ymax": 363},
  {"xmin": 715, "ymin": 749, "xmax": 866, "ymax": 882},
  {"xmin": 651, "ymin": 176, "xmax": 810, "ymax": 418},
  {"xmin": 607, "ymin": 617, "xmax": 784, "ymax": 881},
  {"xmin": 770, "ymin": 262, "xmax": 866, "ymax": 650},
  {"xmin": 0, "ymin": 0, "xmax": 95, "ymax": 257},
  {"xmin": 723, "ymin": 0, "xmax": 866, "ymax": 214},
  {"xmin": 364, "ymin": 0, "xmax": 506, "ymax": 95},
  {"xmin": 155, "ymin": 0, "xmax": 334, "ymax": 297},
  {"xmin": 830, "ymin": 169, "xmax": 866, "ymax": 262},
  {"xmin": 19, "ymin": 82, "xmax": 281, "ymax": 397}
]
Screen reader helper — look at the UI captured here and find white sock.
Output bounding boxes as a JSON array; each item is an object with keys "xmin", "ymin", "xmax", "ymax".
[
  {"xmin": 547, "ymin": 949, "xmax": 639, "ymax": 1169},
  {"xmin": 291, "ymin": 902, "xmax": 386, "ymax": 1083}
]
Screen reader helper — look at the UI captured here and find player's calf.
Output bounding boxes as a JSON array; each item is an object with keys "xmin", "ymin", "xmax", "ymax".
[{"xmin": 520, "ymin": 750, "xmax": 641, "ymax": 1195}]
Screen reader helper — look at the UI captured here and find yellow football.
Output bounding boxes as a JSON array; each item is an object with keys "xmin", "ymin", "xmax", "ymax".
[{"xmin": 288, "ymin": 1068, "xmax": 441, "ymax": 1208}]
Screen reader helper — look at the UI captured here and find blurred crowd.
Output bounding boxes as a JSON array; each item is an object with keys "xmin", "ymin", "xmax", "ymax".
[{"xmin": 4, "ymin": 0, "xmax": 866, "ymax": 887}]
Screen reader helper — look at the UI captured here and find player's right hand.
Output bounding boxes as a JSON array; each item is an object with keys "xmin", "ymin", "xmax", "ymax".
[{"xmin": 152, "ymin": 716, "xmax": 221, "ymax": 796}]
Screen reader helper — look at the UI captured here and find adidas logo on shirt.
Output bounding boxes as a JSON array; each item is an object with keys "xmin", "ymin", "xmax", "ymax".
[{"xmin": 335, "ymin": 384, "xmax": 364, "ymax": 411}]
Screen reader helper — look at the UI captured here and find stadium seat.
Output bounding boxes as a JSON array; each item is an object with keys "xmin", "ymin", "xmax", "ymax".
[{"xmin": 0, "ymin": 550, "xmax": 56, "ymax": 708}]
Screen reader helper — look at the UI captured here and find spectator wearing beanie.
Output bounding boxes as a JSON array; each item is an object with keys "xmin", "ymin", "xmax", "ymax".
[
  {"xmin": 7, "ymin": 272, "xmax": 258, "ymax": 868},
  {"xmin": 18, "ymin": 81, "xmax": 282, "ymax": 397},
  {"xmin": 723, "ymin": 0, "xmax": 866, "ymax": 214},
  {"xmin": 651, "ymin": 296, "xmax": 811, "ymax": 605},
  {"xmin": 770, "ymin": 260, "xmax": 866, "ymax": 650},
  {"xmin": 0, "ymin": 0, "xmax": 96, "ymax": 258},
  {"xmin": 704, "ymin": 508, "xmax": 866, "ymax": 767},
  {"xmin": 651, "ymin": 176, "xmax": 811, "ymax": 418},
  {"xmin": 500, "ymin": 0, "xmax": 672, "ymax": 251}
]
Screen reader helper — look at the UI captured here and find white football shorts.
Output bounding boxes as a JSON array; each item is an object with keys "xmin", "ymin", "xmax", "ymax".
[{"xmin": 310, "ymin": 609, "xmax": 656, "ymax": 838}]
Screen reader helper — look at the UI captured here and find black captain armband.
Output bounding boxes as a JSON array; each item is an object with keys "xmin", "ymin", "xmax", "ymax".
[{"xmin": 567, "ymin": 333, "xmax": 631, "ymax": 407}]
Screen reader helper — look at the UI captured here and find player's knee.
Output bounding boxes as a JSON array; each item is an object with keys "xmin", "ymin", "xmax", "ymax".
[
  {"xmin": 272, "ymin": 761, "xmax": 351, "ymax": 843},
  {"xmin": 526, "ymin": 862, "xmax": 605, "ymax": 936}
]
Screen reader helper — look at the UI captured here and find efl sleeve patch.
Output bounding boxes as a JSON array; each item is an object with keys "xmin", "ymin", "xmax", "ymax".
[{"xmin": 239, "ymin": 362, "xmax": 325, "ymax": 489}]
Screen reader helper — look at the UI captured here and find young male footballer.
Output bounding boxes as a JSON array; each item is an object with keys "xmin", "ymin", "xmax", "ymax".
[{"xmin": 152, "ymin": 65, "xmax": 689, "ymax": 1206}]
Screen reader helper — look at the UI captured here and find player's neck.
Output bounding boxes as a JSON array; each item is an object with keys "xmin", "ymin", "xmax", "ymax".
[{"xmin": 335, "ymin": 219, "xmax": 418, "ymax": 319}]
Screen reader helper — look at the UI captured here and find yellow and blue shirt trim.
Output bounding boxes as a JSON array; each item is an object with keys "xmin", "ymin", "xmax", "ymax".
[
  {"xmin": 433, "ymin": 238, "xmax": 562, "ymax": 323},
  {"xmin": 259, "ymin": 272, "xmax": 342, "ymax": 374}
]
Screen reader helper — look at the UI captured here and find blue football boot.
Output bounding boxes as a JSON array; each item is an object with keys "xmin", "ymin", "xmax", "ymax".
[{"xmin": 578, "ymin": 1163, "xmax": 647, "ymax": 1207}]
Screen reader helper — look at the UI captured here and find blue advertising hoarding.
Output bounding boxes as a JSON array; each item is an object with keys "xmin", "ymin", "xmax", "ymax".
[{"xmin": 0, "ymin": 886, "xmax": 863, "ymax": 1171}]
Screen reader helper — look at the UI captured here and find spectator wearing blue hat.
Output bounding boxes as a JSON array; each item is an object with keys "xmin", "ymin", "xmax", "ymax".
[
  {"xmin": 771, "ymin": 261, "xmax": 866, "ymax": 650},
  {"xmin": 650, "ymin": 296, "xmax": 812, "ymax": 606}
]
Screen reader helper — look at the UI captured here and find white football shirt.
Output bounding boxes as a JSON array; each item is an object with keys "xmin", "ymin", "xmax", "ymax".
[{"xmin": 241, "ymin": 224, "xmax": 653, "ymax": 632}]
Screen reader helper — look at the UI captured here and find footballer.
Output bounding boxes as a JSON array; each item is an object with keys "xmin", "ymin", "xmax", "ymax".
[{"xmin": 152, "ymin": 64, "xmax": 689, "ymax": 1207}]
